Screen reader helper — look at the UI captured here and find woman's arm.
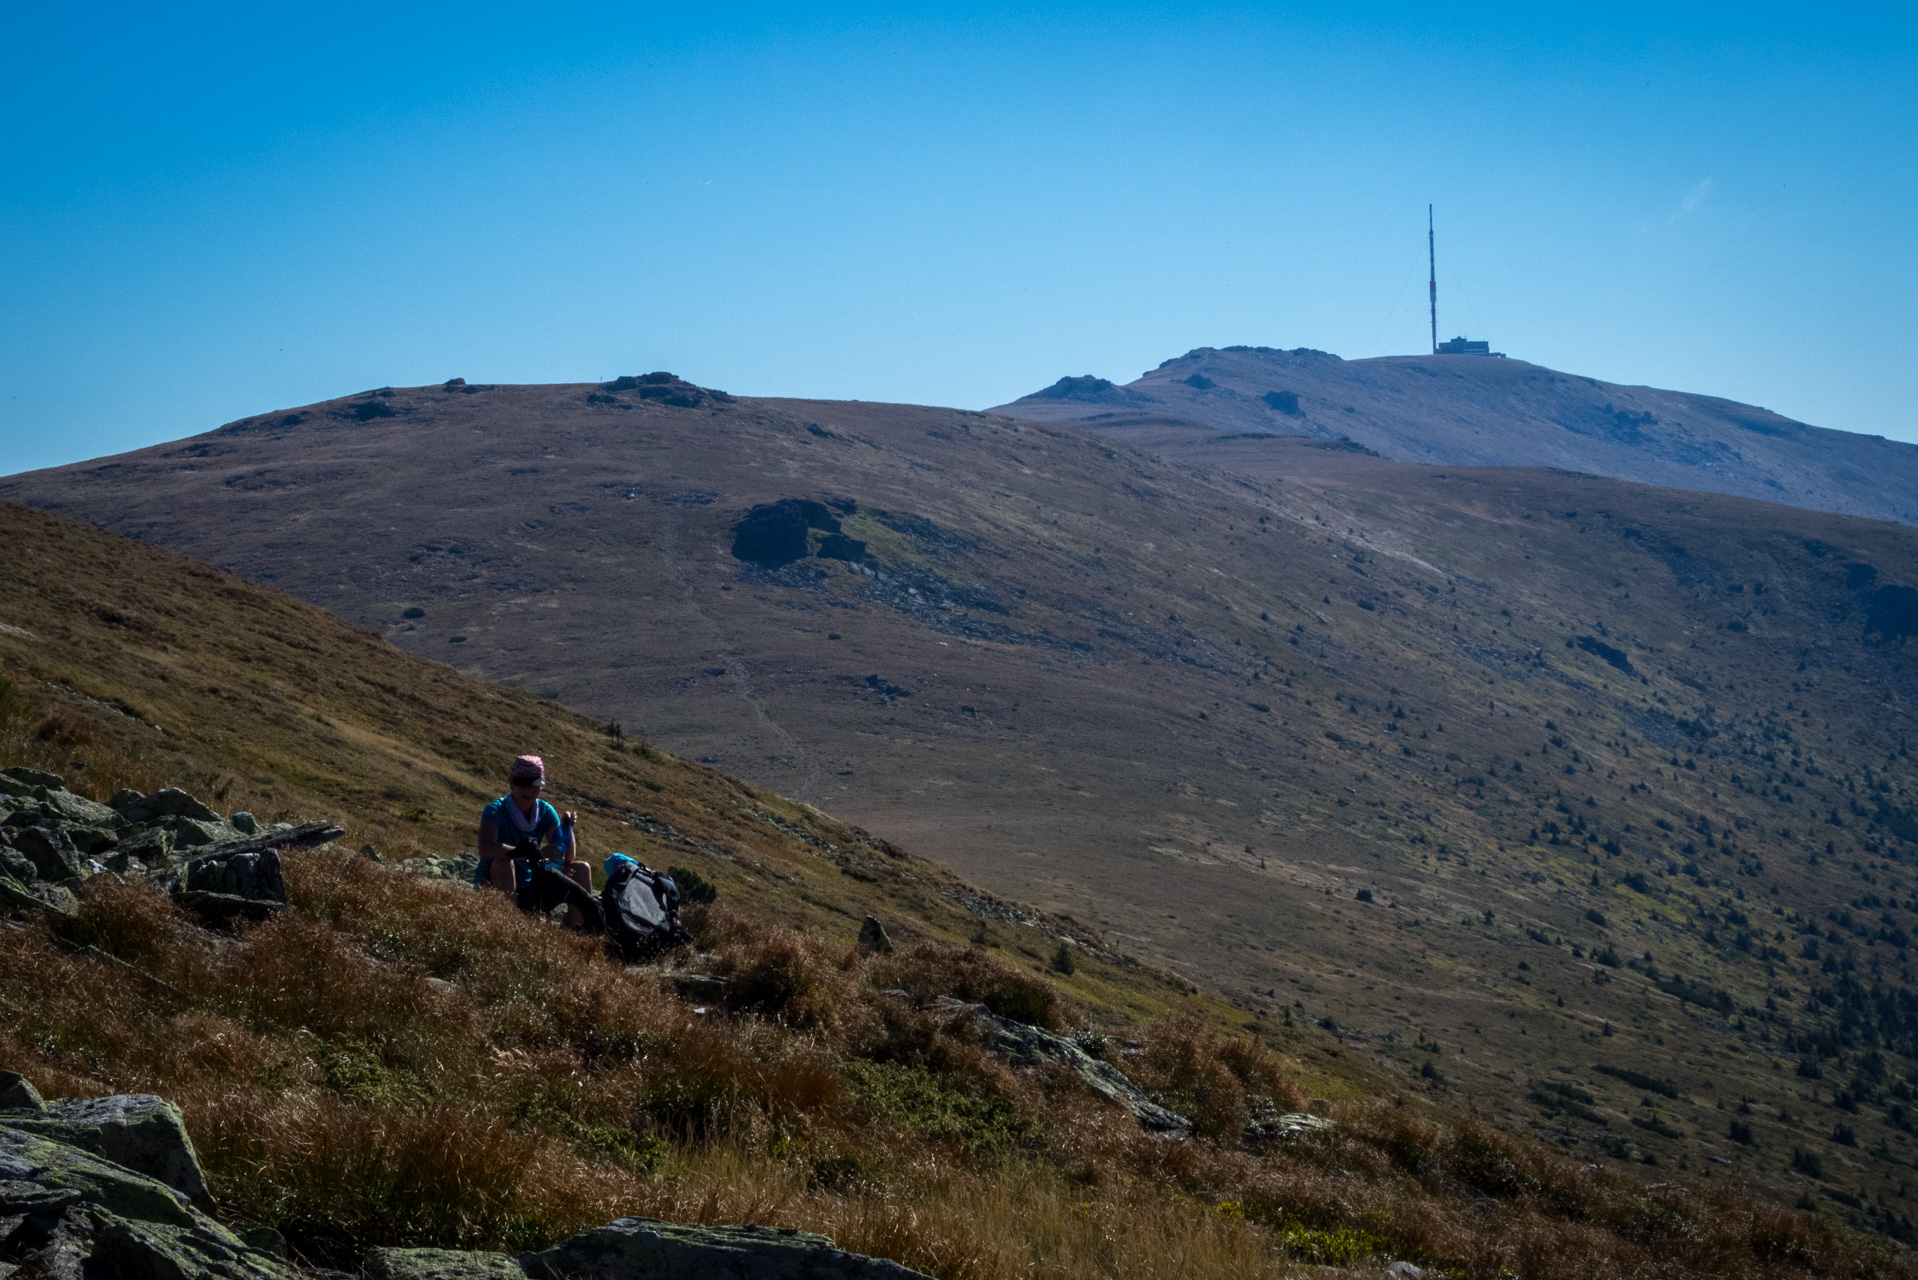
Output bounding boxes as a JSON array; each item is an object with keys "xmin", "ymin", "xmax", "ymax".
[{"xmin": 477, "ymin": 817, "xmax": 518, "ymax": 861}]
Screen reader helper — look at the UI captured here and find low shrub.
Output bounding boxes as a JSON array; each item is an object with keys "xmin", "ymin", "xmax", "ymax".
[
  {"xmin": 870, "ymin": 941, "xmax": 1065, "ymax": 1030},
  {"xmin": 713, "ymin": 914, "xmax": 864, "ymax": 1035}
]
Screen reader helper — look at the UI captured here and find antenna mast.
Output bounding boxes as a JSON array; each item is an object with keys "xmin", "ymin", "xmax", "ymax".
[{"xmin": 1427, "ymin": 204, "xmax": 1437, "ymax": 356}]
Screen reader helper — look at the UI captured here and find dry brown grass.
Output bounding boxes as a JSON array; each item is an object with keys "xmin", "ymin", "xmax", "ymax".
[
  {"xmin": 0, "ymin": 674, "xmax": 174, "ymax": 801},
  {"xmin": 1131, "ymin": 1016, "xmax": 1310, "ymax": 1142},
  {"xmin": 871, "ymin": 939, "xmax": 1069, "ymax": 1030},
  {"xmin": 2, "ymin": 848, "xmax": 1910, "ymax": 1279}
]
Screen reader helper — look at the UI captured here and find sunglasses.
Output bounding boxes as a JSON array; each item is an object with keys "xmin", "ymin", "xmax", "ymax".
[{"xmin": 510, "ymin": 778, "xmax": 545, "ymax": 789}]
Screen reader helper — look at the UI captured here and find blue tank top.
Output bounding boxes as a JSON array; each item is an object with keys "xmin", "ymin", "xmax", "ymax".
[{"xmin": 475, "ymin": 797, "xmax": 567, "ymax": 888}]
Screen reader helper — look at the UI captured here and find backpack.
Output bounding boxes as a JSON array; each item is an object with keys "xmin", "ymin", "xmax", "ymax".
[{"xmin": 601, "ymin": 854, "xmax": 692, "ymax": 963}]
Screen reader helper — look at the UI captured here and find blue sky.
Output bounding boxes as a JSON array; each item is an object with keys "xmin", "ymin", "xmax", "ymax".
[{"xmin": 2, "ymin": 3, "xmax": 1914, "ymax": 471}]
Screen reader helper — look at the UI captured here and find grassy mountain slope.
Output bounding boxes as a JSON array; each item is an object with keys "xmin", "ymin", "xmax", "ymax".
[
  {"xmin": 4, "ymin": 381, "xmax": 1918, "ymax": 1228},
  {"xmin": 989, "ymin": 347, "xmax": 1918, "ymax": 526},
  {"xmin": 8, "ymin": 500, "xmax": 1906, "ymax": 1279}
]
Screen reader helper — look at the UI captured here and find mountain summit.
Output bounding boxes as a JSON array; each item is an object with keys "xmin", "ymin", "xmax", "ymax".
[{"xmin": 991, "ymin": 347, "xmax": 1918, "ymax": 525}]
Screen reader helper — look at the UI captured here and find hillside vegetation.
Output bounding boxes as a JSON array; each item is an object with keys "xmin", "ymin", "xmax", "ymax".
[
  {"xmin": 3, "ymin": 378, "xmax": 1918, "ymax": 1230},
  {"xmin": 2, "ymin": 500, "xmax": 1913, "ymax": 1279}
]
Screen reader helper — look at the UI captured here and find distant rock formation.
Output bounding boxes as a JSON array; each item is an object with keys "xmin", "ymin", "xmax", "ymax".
[{"xmin": 992, "ymin": 345, "xmax": 1918, "ymax": 526}]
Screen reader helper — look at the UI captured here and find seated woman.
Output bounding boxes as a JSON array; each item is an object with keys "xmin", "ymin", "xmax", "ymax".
[{"xmin": 476, "ymin": 755, "xmax": 596, "ymax": 930}]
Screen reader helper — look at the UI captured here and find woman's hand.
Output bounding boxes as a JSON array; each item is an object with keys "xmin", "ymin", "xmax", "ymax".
[{"xmin": 561, "ymin": 810, "xmax": 578, "ymax": 828}]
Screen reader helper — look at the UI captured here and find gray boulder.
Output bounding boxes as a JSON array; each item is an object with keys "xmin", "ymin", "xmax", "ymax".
[
  {"xmin": 930, "ymin": 998, "xmax": 1191, "ymax": 1134},
  {"xmin": 182, "ymin": 847, "xmax": 286, "ymax": 903},
  {"xmin": 12, "ymin": 788, "xmax": 127, "ymax": 832},
  {"xmin": 164, "ymin": 822, "xmax": 341, "ymax": 925},
  {"xmin": 0, "ymin": 874, "xmax": 77, "ymax": 918},
  {"xmin": 0, "ymin": 1072, "xmax": 44, "ymax": 1111},
  {"xmin": 0, "ymin": 1125, "xmax": 198, "ymax": 1229},
  {"xmin": 368, "ymin": 1248, "xmax": 535, "ymax": 1280},
  {"xmin": 0, "ymin": 843, "xmax": 38, "ymax": 884},
  {"xmin": 164, "ymin": 816, "xmax": 236, "ymax": 850},
  {"xmin": 857, "ymin": 916, "xmax": 893, "ymax": 953},
  {"xmin": 0, "ymin": 1124, "xmax": 293, "ymax": 1280},
  {"xmin": 0, "ymin": 767, "xmax": 65, "ymax": 792},
  {"xmin": 522, "ymin": 1217, "xmax": 935, "ymax": 1279},
  {"xmin": 119, "ymin": 788, "xmax": 222, "ymax": 826},
  {"xmin": 1243, "ymin": 1096, "xmax": 1335, "ymax": 1151},
  {"xmin": 105, "ymin": 828, "xmax": 173, "ymax": 872},
  {"xmin": 0, "ymin": 823, "xmax": 94, "ymax": 882},
  {"xmin": 3, "ymin": 1093, "xmax": 213, "ymax": 1209}
]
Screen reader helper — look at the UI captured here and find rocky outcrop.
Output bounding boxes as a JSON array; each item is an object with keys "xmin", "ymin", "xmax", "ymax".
[
  {"xmin": 0, "ymin": 1072, "xmax": 45, "ymax": 1111},
  {"xmin": 0, "ymin": 768, "xmax": 342, "ymax": 926},
  {"xmin": 856, "ymin": 915, "xmax": 892, "ymax": 952},
  {"xmin": 926, "ymin": 997, "xmax": 1191, "ymax": 1134},
  {"xmin": 1242, "ymin": 1096, "xmax": 1335, "ymax": 1152},
  {"xmin": 0, "ymin": 1085, "xmax": 295, "ymax": 1280},
  {"xmin": 3, "ymin": 1093, "xmax": 214, "ymax": 1211},
  {"xmin": 364, "ymin": 1218, "xmax": 934, "ymax": 1280}
]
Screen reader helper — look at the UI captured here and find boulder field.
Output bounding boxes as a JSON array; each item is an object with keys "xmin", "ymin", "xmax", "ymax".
[{"xmin": 0, "ymin": 766, "xmax": 340, "ymax": 926}]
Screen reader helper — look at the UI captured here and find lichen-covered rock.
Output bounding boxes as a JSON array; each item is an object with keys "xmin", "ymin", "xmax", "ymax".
[
  {"xmin": 0, "ymin": 1106, "xmax": 294, "ymax": 1280},
  {"xmin": 0, "ymin": 767, "xmax": 65, "ymax": 793},
  {"xmin": 0, "ymin": 843, "xmax": 38, "ymax": 884},
  {"xmin": 520, "ymin": 1217, "xmax": 936, "ymax": 1279},
  {"xmin": 930, "ymin": 998, "xmax": 1191, "ymax": 1134},
  {"xmin": 5, "ymin": 1094, "xmax": 213, "ymax": 1209},
  {"xmin": 368, "ymin": 1247, "xmax": 534, "ymax": 1280},
  {"xmin": 0, "ymin": 874, "xmax": 77, "ymax": 918},
  {"xmin": 182, "ymin": 846, "xmax": 286, "ymax": 902},
  {"xmin": 119, "ymin": 788, "xmax": 222, "ymax": 826},
  {"xmin": 163, "ymin": 823, "xmax": 339, "ymax": 925},
  {"xmin": 0, "ymin": 1072, "xmax": 45, "ymax": 1111},
  {"xmin": 397, "ymin": 853, "xmax": 481, "ymax": 882},
  {"xmin": 163, "ymin": 816, "xmax": 234, "ymax": 850},
  {"xmin": 3, "ymin": 1196, "xmax": 293, "ymax": 1280},
  {"xmin": 1, "ymin": 823, "xmax": 94, "ymax": 882},
  {"xmin": 104, "ymin": 832, "xmax": 172, "ymax": 876},
  {"xmin": 0, "ymin": 1125, "xmax": 199, "ymax": 1229},
  {"xmin": 1243, "ymin": 1096, "xmax": 1334, "ymax": 1151},
  {"xmin": 36, "ymin": 789, "xmax": 126, "ymax": 832}
]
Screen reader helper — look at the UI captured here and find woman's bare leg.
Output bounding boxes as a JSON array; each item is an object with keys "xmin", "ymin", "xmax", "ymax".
[{"xmin": 564, "ymin": 862, "xmax": 592, "ymax": 929}]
